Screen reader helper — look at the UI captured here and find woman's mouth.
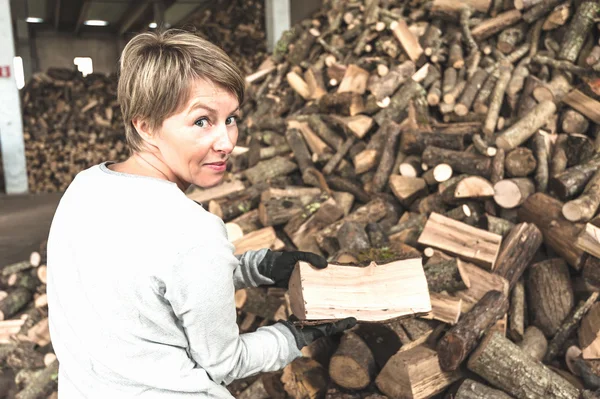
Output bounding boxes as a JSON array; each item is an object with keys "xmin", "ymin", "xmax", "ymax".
[{"xmin": 204, "ymin": 161, "xmax": 227, "ymax": 172}]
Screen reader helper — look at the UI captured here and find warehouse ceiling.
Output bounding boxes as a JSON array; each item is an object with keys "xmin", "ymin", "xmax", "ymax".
[{"xmin": 11, "ymin": 0, "xmax": 212, "ymax": 35}]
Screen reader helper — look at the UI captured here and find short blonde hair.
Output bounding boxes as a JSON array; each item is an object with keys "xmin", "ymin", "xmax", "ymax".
[{"xmin": 118, "ymin": 29, "xmax": 245, "ymax": 152}]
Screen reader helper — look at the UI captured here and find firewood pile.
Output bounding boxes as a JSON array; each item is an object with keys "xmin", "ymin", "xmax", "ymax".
[
  {"xmin": 0, "ymin": 242, "xmax": 57, "ymax": 399},
  {"xmin": 185, "ymin": 0, "xmax": 268, "ymax": 76},
  {"xmin": 187, "ymin": 0, "xmax": 600, "ymax": 397},
  {"xmin": 21, "ymin": 69, "xmax": 127, "ymax": 193}
]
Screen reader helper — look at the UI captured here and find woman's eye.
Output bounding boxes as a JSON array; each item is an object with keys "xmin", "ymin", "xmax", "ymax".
[
  {"xmin": 195, "ymin": 117, "xmax": 209, "ymax": 128},
  {"xmin": 226, "ymin": 116, "xmax": 237, "ymax": 125}
]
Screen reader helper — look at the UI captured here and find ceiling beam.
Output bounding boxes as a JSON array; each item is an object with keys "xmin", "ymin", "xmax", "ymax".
[
  {"xmin": 74, "ymin": 0, "xmax": 91, "ymax": 35},
  {"xmin": 54, "ymin": 0, "xmax": 61, "ymax": 30},
  {"xmin": 118, "ymin": 1, "xmax": 151, "ymax": 36},
  {"xmin": 153, "ymin": 0, "xmax": 166, "ymax": 27}
]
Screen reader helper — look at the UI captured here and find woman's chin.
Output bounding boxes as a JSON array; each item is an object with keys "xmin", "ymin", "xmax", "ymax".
[{"xmin": 193, "ymin": 174, "xmax": 225, "ymax": 189}]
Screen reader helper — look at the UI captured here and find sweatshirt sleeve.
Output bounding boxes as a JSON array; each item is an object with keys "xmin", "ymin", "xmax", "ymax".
[
  {"xmin": 233, "ymin": 249, "xmax": 274, "ymax": 290},
  {"xmin": 164, "ymin": 244, "xmax": 301, "ymax": 386}
]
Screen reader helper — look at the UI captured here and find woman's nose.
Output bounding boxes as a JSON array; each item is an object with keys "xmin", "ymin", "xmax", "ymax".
[{"xmin": 213, "ymin": 124, "xmax": 235, "ymax": 154}]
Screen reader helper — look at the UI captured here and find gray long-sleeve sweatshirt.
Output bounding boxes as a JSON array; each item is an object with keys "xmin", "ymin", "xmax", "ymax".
[{"xmin": 46, "ymin": 162, "xmax": 302, "ymax": 398}]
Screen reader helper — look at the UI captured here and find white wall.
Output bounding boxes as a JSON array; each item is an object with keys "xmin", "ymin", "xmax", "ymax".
[{"xmin": 33, "ymin": 31, "xmax": 120, "ymax": 75}]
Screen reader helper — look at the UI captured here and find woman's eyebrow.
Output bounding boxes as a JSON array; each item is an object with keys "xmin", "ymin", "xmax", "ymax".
[{"xmin": 188, "ymin": 102, "xmax": 218, "ymax": 116}]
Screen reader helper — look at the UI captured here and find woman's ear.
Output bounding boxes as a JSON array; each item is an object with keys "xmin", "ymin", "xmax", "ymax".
[{"xmin": 132, "ymin": 117, "xmax": 156, "ymax": 146}]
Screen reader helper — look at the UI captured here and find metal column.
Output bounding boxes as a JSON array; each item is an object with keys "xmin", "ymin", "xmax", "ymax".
[
  {"xmin": 0, "ymin": 0, "xmax": 28, "ymax": 194},
  {"xmin": 265, "ymin": 0, "xmax": 291, "ymax": 53}
]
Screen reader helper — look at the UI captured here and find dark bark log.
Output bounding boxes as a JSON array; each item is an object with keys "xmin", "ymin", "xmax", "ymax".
[
  {"xmin": 565, "ymin": 133, "xmax": 595, "ymax": 168},
  {"xmin": 455, "ymin": 69, "xmax": 489, "ymax": 116},
  {"xmin": 14, "ymin": 359, "xmax": 59, "ymax": 399},
  {"xmin": 0, "ymin": 288, "xmax": 33, "ymax": 321},
  {"xmin": 373, "ymin": 80, "xmax": 423, "ymax": 126},
  {"xmin": 422, "ymin": 146, "xmax": 491, "ymax": 178},
  {"xmin": 562, "ymin": 170, "xmax": 600, "ymax": 223},
  {"xmin": 337, "ymin": 222, "xmax": 370, "ymax": 253},
  {"xmin": 483, "ymin": 61, "xmax": 512, "ymax": 138},
  {"xmin": 437, "ymin": 290, "xmax": 509, "ymax": 371},
  {"xmin": 467, "ymin": 332, "xmax": 580, "ymax": 399},
  {"xmin": 326, "ymin": 175, "xmax": 371, "ymax": 204},
  {"xmin": 504, "ymin": 147, "xmax": 537, "ymax": 177},
  {"xmin": 399, "ymin": 130, "xmax": 467, "ymax": 155},
  {"xmin": 372, "ymin": 122, "xmax": 402, "ymax": 193},
  {"xmin": 243, "ymin": 156, "xmax": 298, "ymax": 185},
  {"xmin": 558, "ymin": 1, "xmax": 600, "ymax": 63},
  {"xmin": 522, "ymin": 0, "xmax": 563, "ymax": 23},
  {"xmin": 533, "ymin": 131, "xmax": 549, "ymax": 192},
  {"xmin": 493, "ymin": 222, "xmax": 543, "ymax": 289},
  {"xmin": 423, "ymin": 258, "xmax": 468, "ymax": 293},
  {"xmin": 455, "ymin": 379, "xmax": 513, "ymax": 399},
  {"xmin": 368, "ymin": 61, "xmax": 415, "ymax": 100},
  {"xmin": 319, "ymin": 92, "xmax": 365, "ymax": 116},
  {"xmin": 549, "ymin": 154, "xmax": 600, "ymax": 201},
  {"xmin": 366, "ymin": 222, "xmax": 389, "ymax": 249},
  {"xmin": 544, "ymin": 292, "xmax": 599, "ymax": 363},
  {"xmin": 323, "ymin": 136, "xmax": 356, "ymax": 176},
  {"xmin": 495, "ymin": 100, "xmax": 557, "ymax": 150},
  {"xmin": 527, "ymin": 258, "xmax": 574, "ymax": 337},
  {"xmin": 509, "ymin": 279, "xmax": 526, "ymax": 342},
  {"xmin": 551, "ymin": 134, "xmax": 569, "ymax": 178},
  {"xmin": 562, "ymin": 109, "xmax": 590, "ymax": 135},
  {"xmin": 518, "ymin": 193, "xmax": 587, "ymax": 270},
  {"xmin": 328, "ymin": 332, "xmax": 376, "ymax": 390},
  {"xmin": 473, "ymin": 70, "xmax": 498, "ymax": 114}
]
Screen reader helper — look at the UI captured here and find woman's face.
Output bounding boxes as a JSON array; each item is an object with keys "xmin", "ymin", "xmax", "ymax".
[{"xmin": 152, "ymin": 78, "xmax": 240, "ymax": 188}]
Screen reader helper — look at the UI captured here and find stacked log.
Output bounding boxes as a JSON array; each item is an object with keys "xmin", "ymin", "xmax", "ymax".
[{"xmin": 211, "ymin": 0, "xmax": 600, "ymax": 397}]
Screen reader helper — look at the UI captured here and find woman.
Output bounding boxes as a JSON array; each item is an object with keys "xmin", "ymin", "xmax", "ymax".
[{"xmin": 46, "ymin": 29, "xmax": 355, "ymax": 398}]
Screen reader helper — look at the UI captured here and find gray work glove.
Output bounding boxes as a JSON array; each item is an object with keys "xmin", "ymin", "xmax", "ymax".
[
  {"xmin": 257, "ymin": 250, "xmax": 328, "ymax": 288},
  {"xmin": 278, "ymin": 317, "xmax": 358, "ymax": 349}
]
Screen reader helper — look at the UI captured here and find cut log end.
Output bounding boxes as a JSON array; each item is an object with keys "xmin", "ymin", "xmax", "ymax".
[
  {"xmin": 562, "ymin": 202, "xmax": 585, "ymax": 223},
  {"xmin": 493, "ymin": 180, "xmax": 527, "ymax": 209}
]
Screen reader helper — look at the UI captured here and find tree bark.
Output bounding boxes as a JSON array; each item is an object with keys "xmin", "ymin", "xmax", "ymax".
[
  {"xmin": 437, "ymin": 290, "xmax": 509, "ymax": 371},
  {"xmin": 527, "ymin": 258, "xmax": 574, "ymax": 337},
  {"xmin": 422, "ymin": 146, "xmax": 491, "ymax": 178},
  {"xmin": 518, "ymin": 193, "xmax": 587, "ymax": 270},
  {"xmin": 328, "ymin": 332, "xmax": 376, "ymax": 390},
  {"xmin": 467, "ymin": 332, "xmax": 580, "ymax": 399}
]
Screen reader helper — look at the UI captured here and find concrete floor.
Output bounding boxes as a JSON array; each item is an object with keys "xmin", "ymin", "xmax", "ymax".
[{"xmin": 0, "ymin": 192, "xmax": 63, "ymax": 269}]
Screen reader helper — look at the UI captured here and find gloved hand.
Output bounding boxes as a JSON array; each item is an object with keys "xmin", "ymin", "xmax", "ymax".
[
  {"xmin": 278, "ymin": 317, "xmax": 358, "ymax": 349},
  {"xmin": 257, "ymin": 250, "xmax": 328, "ymax": 288}
]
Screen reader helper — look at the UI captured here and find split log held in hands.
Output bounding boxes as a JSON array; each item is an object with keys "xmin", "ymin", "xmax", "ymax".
[
  {"xmin": 467, "ymin": 332, "xmax": 580, "ymax": 399},
  {"xmin": 436, "ymin": 290, "xmax": 509, "ymax": 371},
  {"xmin": 527, "ymin": 258, "xmax": 574, "ymax": 337}
]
